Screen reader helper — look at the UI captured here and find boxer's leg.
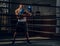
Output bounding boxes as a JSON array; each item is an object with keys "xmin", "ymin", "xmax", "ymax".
[
  {"xmin": 24, "ymin": 22, "xmax": 31, "ymax": 44},
  {"xmin": 12, "ymin": 32, "xmax": 17, "ymax": 44}
]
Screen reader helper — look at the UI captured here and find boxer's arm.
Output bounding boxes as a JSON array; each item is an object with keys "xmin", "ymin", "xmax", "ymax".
[
  {"xmin": 15, "ymin": 8, "xmax": 20, "ymax": 19},
  {"xmin": 19, "ymin": 10, "xmax": 32, "ymax": 17},
  {"xmin": 25, "ymin": 10, "xmax": 32, "ymax": 16}
]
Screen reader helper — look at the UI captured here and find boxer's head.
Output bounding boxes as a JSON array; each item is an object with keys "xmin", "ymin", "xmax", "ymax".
[{"xmin": 19, "ymin": 3, "xmax": 24, "ymax": 8}]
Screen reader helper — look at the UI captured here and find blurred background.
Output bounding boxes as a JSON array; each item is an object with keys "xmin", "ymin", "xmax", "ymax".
[{"xmin": 0, "ymin": 0, "xmax": 60, "ymax": 46}]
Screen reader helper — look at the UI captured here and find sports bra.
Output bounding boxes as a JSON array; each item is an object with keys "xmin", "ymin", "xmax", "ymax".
[{"xmin": 18, "ymin": 8, "xmax": 24, "ymax": 16}]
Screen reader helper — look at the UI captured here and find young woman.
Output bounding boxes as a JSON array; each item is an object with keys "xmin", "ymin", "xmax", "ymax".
[{"xmin": 12, "ymin": 4, "xmax": 32, "ymax": 44}]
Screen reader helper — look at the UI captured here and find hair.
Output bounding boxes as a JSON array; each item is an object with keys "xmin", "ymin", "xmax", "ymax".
[
  {"xmin": 18, "ymin": 3, "xmax": 24, "ymax": 8},
  {"xmin": 20, "ymin": 3, "xmax": 23, "ymax": 5}
]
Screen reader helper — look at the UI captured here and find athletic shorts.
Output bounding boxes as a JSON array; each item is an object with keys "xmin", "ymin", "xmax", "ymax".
[{"xmin": 15, "ymin": 22, "xmax": 27, "ymax": 33}]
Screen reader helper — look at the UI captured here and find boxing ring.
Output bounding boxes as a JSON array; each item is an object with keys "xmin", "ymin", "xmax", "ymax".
[{"xmin": 0, "ymin": 0, "xmax": 60, "ymax": 45}]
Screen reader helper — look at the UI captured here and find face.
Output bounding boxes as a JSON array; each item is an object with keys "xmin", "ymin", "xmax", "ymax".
[{"xmin": 19, "ymin": 4, "xmax": 24, "ymax": 8}]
